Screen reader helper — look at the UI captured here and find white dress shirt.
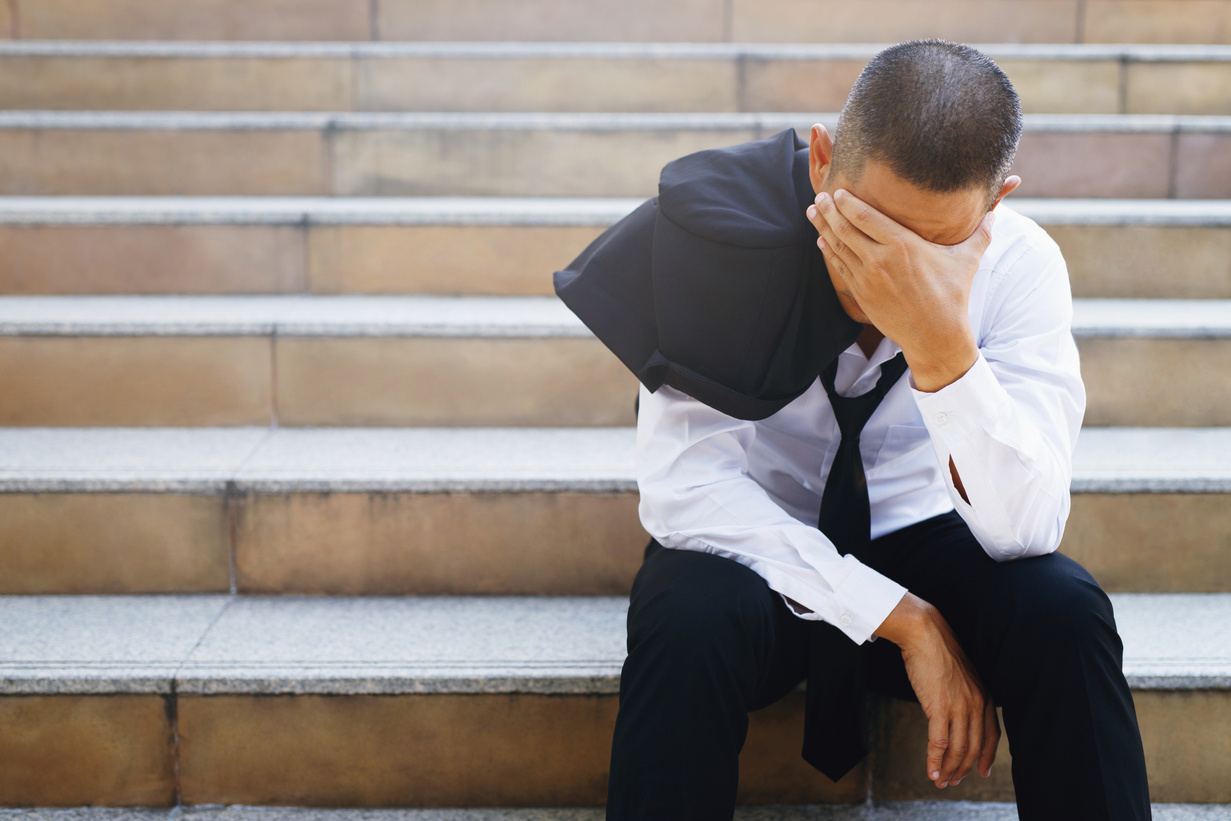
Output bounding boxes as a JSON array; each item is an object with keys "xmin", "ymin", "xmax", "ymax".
[{"xmin": 635, "ymin": 205, "xmax": 1086, "ymax": 645}]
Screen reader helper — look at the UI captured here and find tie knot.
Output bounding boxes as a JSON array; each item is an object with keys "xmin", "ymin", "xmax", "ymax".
[{"xmin": 821, "ymin": 352, "xmax": 908, "ymax": 438}]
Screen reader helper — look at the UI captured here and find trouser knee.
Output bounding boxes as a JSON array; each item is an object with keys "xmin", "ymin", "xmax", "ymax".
[
  {"xmin": 1002, "ymin": 553, "xmax": 1117, "ymax": 640},
  {"xmin": 980, "ymin": 552, "xmax": 1124, "ymax": 697},
  {"xmin": 623, "ymin": 543, "xmax": 779, "ymax": 701}
]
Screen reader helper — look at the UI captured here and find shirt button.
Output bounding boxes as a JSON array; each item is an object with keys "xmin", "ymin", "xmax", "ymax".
[
  {"xmin": 839, "ymin": 613, "xmax": 852, "ymax": 627},
  {"xmin": 933, "ymin": 412, "xmax": 948, "ymax": 426}
]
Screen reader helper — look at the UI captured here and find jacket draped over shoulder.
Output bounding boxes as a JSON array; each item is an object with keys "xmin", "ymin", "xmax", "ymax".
[{"xmin": 553, "ymin": 128, "xmax": 861, "ymax": 421}]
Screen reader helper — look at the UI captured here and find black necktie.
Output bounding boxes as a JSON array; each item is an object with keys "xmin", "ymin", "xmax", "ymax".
[{"xmin": 801, "ymin": 350, "xmax": 908, "ymax": 781}]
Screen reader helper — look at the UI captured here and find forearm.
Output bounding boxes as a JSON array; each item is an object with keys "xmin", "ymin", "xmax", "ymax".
[
  {"xmin": 640, "ymin": 480, "xmax": 907, "ymax": 643},
  {"xmin": 912, "ymin": 352, "xmax": 1082, "ymax": 560},
  {"xmin": 637, "ymin": 384, "xmax": 907, "ymax": 643}
]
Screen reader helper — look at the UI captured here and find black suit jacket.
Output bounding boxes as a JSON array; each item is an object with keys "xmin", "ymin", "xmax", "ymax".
[{"xmin": 553, "ymin": 128, "xmax": 861, "ymax": 421}]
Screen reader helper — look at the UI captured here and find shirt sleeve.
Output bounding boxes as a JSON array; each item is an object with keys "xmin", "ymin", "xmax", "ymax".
[
  {"xmin": 909, "ymin": 237, "xmax": 1086, "ymax": 561},
  {"xmin": 635, "ymin": 382, "xmax": 908, "ymax": 644}
]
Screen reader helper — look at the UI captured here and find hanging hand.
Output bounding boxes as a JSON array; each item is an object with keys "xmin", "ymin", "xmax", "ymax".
[{"xmin": 874, "ymin": 592, "xmax": 999, "ymax": 788}]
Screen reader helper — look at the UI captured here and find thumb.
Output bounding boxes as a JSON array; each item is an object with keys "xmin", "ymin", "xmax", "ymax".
[{"xmin": 979, "ymin": 699, "xmax": 1000, "ymax": 777}]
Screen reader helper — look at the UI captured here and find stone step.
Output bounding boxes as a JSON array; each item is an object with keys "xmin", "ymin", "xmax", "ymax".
[
  {"xmin": 0, "ymin": 425, "xmax": 1227, "ymax": 595},
  {"xmin": 0, "ymin": 593, "xmax": 1227, "ymax": 806},
  {"xmin": 0, "ymin": 295, "xmax": 1226, "ymax": 427},
  {"xmin": 7, "ymin": 0, "xmax": 1231, "ymax": 45},
  {"xmin": 4, "ymin": 808, "xmax": 1229, "ymax": 821},
  {"xmin": 4, "ymin": 808, "xmax": 1230, "ymax": 821},
  {"xmin": 3, "ymin": 42, "xmax": 1231, "ymax": 116},
  {"xmin": 0, "ymin": 112, "xmax": 1228, "ymax": 198},
  {"xmin": 2, "ymin": 197, "xmax": 1230, "ymax": 299}
]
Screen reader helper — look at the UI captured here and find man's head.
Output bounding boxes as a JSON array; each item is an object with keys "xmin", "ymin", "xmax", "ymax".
[
  {"xmin": 806, "ymin": 40, "xmax": 1023, "ymax": 324},
  {"xmin": 828, "ymin": 39, "xmax": 1022, "ymax": 209}
]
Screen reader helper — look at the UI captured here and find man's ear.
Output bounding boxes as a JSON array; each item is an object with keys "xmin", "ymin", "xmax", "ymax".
[
  {"xmin": 990, "ymin": 175, "xmax": 1022, "ymax": 210},
  {"xmin": 809, "ymin": 123, "xmax": 835, "ymax": 194}
]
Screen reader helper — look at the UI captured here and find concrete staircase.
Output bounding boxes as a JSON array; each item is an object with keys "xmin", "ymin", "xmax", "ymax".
[
  {"xmin": 1, "ymin": 0, "xmax": 1229, "ymax": 816},
  {"xmin": 0, "ymin": 110, "xmax": 1229, "ymax": 198}
]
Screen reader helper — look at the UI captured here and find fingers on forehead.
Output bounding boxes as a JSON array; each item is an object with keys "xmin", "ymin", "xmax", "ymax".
[
  {"xmin": 817, "ymin": 195, "xmax": 855, "ymax": 231},
  {"xmin": 834, "ymin": 189, "xmax": 897, "ymax": 237},
  {"xmin": 824, "ymin": 202, "xmax": 873, "ymax": 248}
]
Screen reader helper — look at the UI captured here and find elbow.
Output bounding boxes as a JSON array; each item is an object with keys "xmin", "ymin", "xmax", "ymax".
[
  {"xmin": 981, "ymin": 498, "xmax": 1068, "ymax": 563},
  {"xmin": 984, "ymin": 535, "xmax": 1061, "ymax": 563},
  {"xmin": 636, "ymin": 484, "xmax": 701, "ymax": 547}
]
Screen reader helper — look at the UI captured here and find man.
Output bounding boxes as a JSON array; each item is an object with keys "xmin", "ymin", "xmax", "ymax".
[{"xmin": 557, "ymin": 40, "xmax": 1150, "ymax": 821}]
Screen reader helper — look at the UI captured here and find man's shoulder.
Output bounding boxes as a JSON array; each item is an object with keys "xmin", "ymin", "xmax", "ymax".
[
  {"xmin": 984, "ymin": 204, "xmax": 1064, "ymax": 272},
  {"xmin": 976, "ymin": 203, "xmax": 1075, "ymax": 323}
]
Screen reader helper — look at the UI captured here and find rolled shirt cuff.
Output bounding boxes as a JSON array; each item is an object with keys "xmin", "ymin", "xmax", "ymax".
[{"xmin": 778, "ymin": 556, "xmax": 909, "ymax": 645}]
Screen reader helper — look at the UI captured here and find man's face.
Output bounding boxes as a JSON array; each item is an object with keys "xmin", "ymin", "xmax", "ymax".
[{"xmin": 817, "ymin": 159, "xmax": 993, "ymax": 325}]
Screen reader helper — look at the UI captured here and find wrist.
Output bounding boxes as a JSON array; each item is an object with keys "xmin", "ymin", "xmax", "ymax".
[
  {"xmin": 873, "ymin": 592, "xmax": 938, "ymax": 648},
  {"xmin": 904, "ymin": 333, "xmax": 979, "ymax": 393}
]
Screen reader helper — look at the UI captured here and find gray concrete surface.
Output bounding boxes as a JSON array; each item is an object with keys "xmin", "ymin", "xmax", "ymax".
[
  {"xmin": 2, "ymin": 426, "xmax": 1229, "ymax": 494},
  {"xmin": 2, "ymin": 593, "xmax": 1227, "ymax": 695},
  {"xmin": 2, "ymin": 802, "xmax": 1229, "ymax": 819},
  {"xmin": 0, "ymin": 197, "xmax": 1228, "ymax": 227}
]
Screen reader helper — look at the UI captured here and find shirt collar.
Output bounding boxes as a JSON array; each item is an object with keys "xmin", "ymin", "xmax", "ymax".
[{"xmin": 841, "ymin": 333, "xmax": 904, "ymax": 371}]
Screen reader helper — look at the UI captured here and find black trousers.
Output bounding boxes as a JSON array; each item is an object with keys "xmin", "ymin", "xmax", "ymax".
[{"xmin": 605, "ymin": 511, "xmax": 1151, "ymax": 820}]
